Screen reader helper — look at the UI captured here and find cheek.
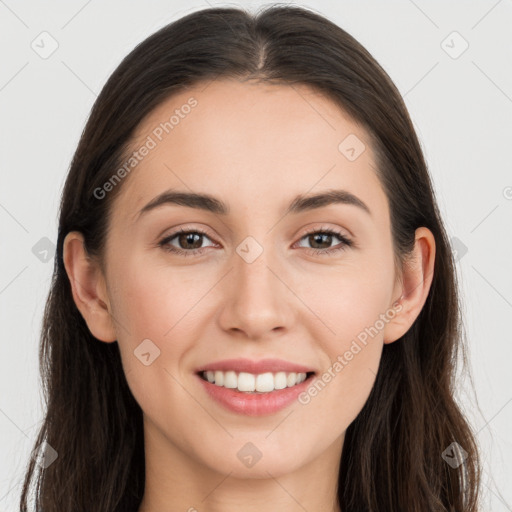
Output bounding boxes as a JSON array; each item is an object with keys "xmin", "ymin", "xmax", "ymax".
[
  {"xmin": 299, "ymin": 258, "xmax": 393, "ymax": 351},
  {"xmin": 110, "ymin": 252, "xmax": 205, "ymax": 340},
  {"xmin": 108, "ymin": 260, "xmax": 205, "ymax": 422},
  {"xmin": 106, "ymin": 255, "xmax": 186, "ymax": 376},
  {"xmin": 295, "ymin": 257, "xmax": 392, "ymax": 422},
  {"xmin": 298, "ymin": 284, "xmax": 385, "ymax": 436}
]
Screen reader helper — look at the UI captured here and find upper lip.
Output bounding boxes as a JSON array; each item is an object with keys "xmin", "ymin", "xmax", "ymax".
[{"xmin": 195, "ymin": 358, "xmax": 316, "ymax": 375}]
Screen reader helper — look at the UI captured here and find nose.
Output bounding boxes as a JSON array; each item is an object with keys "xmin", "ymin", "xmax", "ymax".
[{"xmin": 217, "ymin": 246, "xmax": 295, "ymax": 340}]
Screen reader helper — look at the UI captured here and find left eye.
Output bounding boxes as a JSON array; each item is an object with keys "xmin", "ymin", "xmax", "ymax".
[
  {"xmin": 158, "ymin": 227, "xmax": 353, "ymax": 257},
  {"xmin": 296, "ymin": 228, "xmax": 353, "ymax": 254}
]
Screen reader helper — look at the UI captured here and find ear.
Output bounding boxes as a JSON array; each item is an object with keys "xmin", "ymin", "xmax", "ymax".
[
  {"xmin": 62, "ymin": 231, "xmax": 117, "ymax": 342},
  {"xmin": 383, "ymin": 227, "xmax": 436, "ymax": 344}
]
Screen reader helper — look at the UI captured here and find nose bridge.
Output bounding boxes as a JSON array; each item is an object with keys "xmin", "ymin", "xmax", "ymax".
[
  {"xmin": 218, "ymin": 232, "xmax": 293, "ymax": 338},
  {"xmin": 235, "ymin": 233, "xmax": 282, "ymax": 306}
]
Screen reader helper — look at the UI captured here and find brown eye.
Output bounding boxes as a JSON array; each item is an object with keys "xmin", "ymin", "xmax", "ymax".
[
  {"xmin": 158, "ymin": 228, "xmax": 216, "ymax": 256},
  {"xmin": 176, "ymin": 232, "xmax": 204, "ymax": 250},
  {"xmin": 307, "ymin": 232, "xmax": 334, "ymax": 249},
  {"xmin": 296, "ymin": 228, "xmax": 353, "ymax": 256}
]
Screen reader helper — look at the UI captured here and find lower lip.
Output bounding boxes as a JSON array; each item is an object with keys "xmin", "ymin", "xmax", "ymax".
[{"xmin": 195, "ymin": 373, "xmax": 314, "ymax": 416}]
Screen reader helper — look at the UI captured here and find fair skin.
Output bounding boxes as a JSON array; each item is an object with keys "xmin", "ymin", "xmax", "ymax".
[{"xmin": 63, "ymin": 79, "xmax": 435, "ymax": 512}]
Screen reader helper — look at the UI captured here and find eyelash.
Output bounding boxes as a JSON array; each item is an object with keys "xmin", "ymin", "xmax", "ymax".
[{"xmin": 157, "ymin": 226, "xmax": 353, "ymax": 257}]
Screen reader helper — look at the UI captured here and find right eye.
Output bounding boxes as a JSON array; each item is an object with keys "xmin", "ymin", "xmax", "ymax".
[{"xmin": 158, "ymin": 228, "xmax": 217, "ymax": 256}]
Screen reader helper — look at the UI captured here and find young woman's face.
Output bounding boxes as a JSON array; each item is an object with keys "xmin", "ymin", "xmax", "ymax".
[{"xmin": 100, "ymin": 78, "xmax": 405, "ymax": 479}]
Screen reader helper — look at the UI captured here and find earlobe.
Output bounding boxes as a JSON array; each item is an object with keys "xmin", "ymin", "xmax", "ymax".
[
  {"xmin": 62, "ymin": 231, "xmax": 117, "ymax": 343},
  {"xmin": 383, "ymin": 227, "xmax": 436, "ymax": 344}
]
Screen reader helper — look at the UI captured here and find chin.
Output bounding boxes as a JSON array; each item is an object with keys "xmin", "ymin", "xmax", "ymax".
[{"xmin": 197, "ymin": 441, "xmax": 308, "ymax": 479}]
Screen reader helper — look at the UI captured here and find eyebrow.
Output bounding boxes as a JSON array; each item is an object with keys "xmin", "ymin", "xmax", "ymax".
[{"xmin": 135, "ymin": 188, "xmax": 371, "ymax": 221}]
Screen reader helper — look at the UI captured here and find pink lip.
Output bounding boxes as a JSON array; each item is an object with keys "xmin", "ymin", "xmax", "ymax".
[
  {"xmin": 195, "ymin": 372, "xmax": 314, "ymax": 416},
  {"xmin": 195, "ymin": 358, "xmax": 316, "ymax": 374}
]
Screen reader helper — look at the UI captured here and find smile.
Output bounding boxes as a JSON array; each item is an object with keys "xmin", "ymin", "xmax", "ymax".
[
  {"xmin": 199, "ymin": 370, "xmax": 314, "ymax": 393},
  {"xmin": 195, "ymin": 370, "xmax": 316, "ymax": 416}
]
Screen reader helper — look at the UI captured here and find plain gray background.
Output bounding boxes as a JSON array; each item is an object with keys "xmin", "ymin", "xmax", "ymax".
[{"xmin": 1, "ymin": 0, "xmax": 511, "ymax": 510}]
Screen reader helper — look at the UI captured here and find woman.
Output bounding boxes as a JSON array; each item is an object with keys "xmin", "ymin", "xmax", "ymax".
[{"xmin": 20, "ymin": 4, "xmax": 481, "ymax": 511}]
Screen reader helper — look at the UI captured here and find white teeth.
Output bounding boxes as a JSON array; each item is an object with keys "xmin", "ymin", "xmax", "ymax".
[
  {"xmin": 274, "ymin": 372, "xmax": 288, "ymax": 390},
  {"xmin": 238, "ymin": 372, "xmax": 255, "ymax": 391},
  {"xmin": 223, "ymin": 370, "xmax": 237, "ymax": 389},
  {"xmin": 201, "ymin": 370, "xmax": 310, "ymax": 393},
  {"xmin": 287, "ymin": 372, "xmax": 297, "ymax": 387},
  {"xmin": 214, "ymin": 370, "xmax": 224, "ymax": 386},
  {"xmin": 255, "ymin": 372, "xmax": 274, "ymax": 392}
]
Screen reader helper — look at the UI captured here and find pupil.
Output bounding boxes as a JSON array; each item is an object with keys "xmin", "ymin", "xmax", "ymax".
[
  {"xmin": 311, "ymin": 233, "xmax": 331, "ymax": 249},
  {"xmin": 180, "ymin": 233, "xmax": 202, "ymax": 249}
]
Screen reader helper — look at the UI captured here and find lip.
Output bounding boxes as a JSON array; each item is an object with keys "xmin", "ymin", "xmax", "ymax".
[
  {"xmin": 195, "ymin": 358, "xmax": 316, "ymax": 375},
  {"xmin": 195, "ymin": 371, "xmax": 315, "ymax": 416}
]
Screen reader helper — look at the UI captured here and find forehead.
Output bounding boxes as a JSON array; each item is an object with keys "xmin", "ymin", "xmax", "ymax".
[{"xmin": 113, "ymin": 78, "xmax": 387, "ymax": 224}]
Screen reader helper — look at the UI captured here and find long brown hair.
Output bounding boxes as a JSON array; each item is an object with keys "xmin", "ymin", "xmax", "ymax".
[{"xmin": 19, "ymin": 5, "xmax": 481, "ymax": 511}]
